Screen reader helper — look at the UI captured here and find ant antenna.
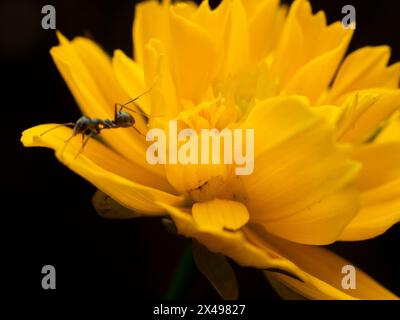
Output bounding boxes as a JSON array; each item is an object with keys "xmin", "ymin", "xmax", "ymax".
[
  {"xmin": 40, "ymin": 122, "xmax": 75, "ymax": 137},
  {"xmin": 117, "ymin": 87, "xmax": 164, "ymax": 118},
  {"xmin": 122, "ymin": 86, "xmax": 153, "ymax": 108},
  {"xmin": 118, "ymin": 104, "xmax": 150, "ymax": 118},
  {"xmin": 117, "ymin": 87, "xmax": 154, "ymax": 118}
]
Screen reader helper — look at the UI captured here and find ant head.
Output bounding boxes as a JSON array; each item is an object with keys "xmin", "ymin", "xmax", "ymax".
[{"xmin": 115, "ymin": 111, "xmax": 135, "ymax": 128}]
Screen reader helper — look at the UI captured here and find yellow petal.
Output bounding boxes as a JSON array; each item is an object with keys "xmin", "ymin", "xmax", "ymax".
[
  {"xmin": 337, "ymin": 89, "xmax": 400, "ymax": 144},
  {"xmin": 156, "ymin": 202, "xmax": 302, "ymax": 273},
  {"xmin": 112, "ymin": 49, "xmax": 150, "ymax": 115},
  {"xmin": 160, "ymin": 203, "xmax": 398, "ymax": 300},
  {"xmin": 340, "ymin": 180, "xmax": 400, "ymax": 241},
  {"xmin": 143, "ymin": 39, "xmax": 179, "ymax": 119},
  {"xmin": 192, "ymin": 0, "xmax": 230, "ymax": 77},
  {"xmin": 258, "ymin": 185, "xmax": 360, "ymax": 245},
  {"xmin": 265, "ymin": 272, "xmax": 307, "ymax": 299},
  {"xmin": 248, "ymin": 0, "xmax": 286, "ymax": 62},
  {"xmin": 334, "ymin": 91, "xmax": 380, "ymax": 142},
  {"xmin": 220, "ymin": 0, "xmax": 249, "ymax": 77},
  {"xmin": 328, "ymin": 46, "xmax": 400, "ymax": 103},
  {"xmin": 169, "ymin": 6, "xmax": 218, "ymax": 103},
  {"xmin": 376, "ymin": 111, "xmax": 400, "ymax": 143},
  {"xmin": 21, "ymin": 124, "xmax": 184, "ymax": 213},
  {"xmin": 283, "ymin": 23, "xmax": 352, "ymax": 104},
  {"xmin": 339, "ymin": 142, "xmax": 400, "ymax": 240},
  {"xmin": 241, "ymin": 0, "xmax": 262, "ymax": 16},
  {"xmin": 165, "ymin": 161, "xmax": 229, "ymax": 196},
  {"xmin": 133, "ymin": 0, "xmax": 170, "ymax": 66},
  {"xmin": 247, "ymin": 228, "xmax": 398, "ymax": 300},
  {"xmin": 242, "ymin": 96, "xmax": 360, "ymax": 244},
  {"xmin": 50, "ymin": 33, "xmax": 168, "ymax": 181},
  {"xmin": 354, "ymin": 143, "xmax": 400, "ymax": 191},
  {"xmin": 272, "ymin": 0, "xmax": 352, "ymax": 97},
  {"xmin": 192, "ymin": 199, "xmax": 249, "ymax": 231}
]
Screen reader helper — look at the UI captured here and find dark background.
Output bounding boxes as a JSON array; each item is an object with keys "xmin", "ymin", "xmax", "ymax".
[{"xmin": 2, "ymin": 0, "xmax": 399, "ymax": 300}]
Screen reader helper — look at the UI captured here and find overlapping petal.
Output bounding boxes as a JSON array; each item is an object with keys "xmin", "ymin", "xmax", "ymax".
[
  {"xmin": 21, "ymin": 124, "xmax": 185, "ymax": 213},
  {"xmin": 50, "ymin": 32, "xmax": 169, "ymax": 182},
  {"xmin": 241, "ymin": 96, "xmax": 361, "ymax": 245}
]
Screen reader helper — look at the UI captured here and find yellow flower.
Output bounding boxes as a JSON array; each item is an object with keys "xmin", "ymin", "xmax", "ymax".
[{"xmin": 21, "ymin": 0, "xmax": 400, "ymax": 299}]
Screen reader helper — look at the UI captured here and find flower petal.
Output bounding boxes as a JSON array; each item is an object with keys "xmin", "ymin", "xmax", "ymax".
[
  {"xmin": 112, "ymin": 49, "xmax": 150, "ymax": 116},
  {"xmin": 169, "ymin": 6, "xmax": 218, "ymax": 103},
  {"xmin": 272, "ymin": 0, "xmax": 352, "ymax": 101},
  {"xmin": 192, "ymin": 199, "xmax": 249, "ymax": 231},
  {"xmin": 258, "ymin": 185, "xmax": 360, "ymax": 245},
  {"xmin": 143, "ymin": 39, "xmax": 180, "ymax": 119},
  {"xmin": 242, "ymin": 96, "xmax": 361, "ymax": 244},
  {"xmin": 159, "ymin": 203, "xmax": 398, "ymax": 299},
  {"xmin": 283, "ymin": 23, "xmax": 352, "ymax": 104},
  {"xmin": 21, "ymin": 124, "xmax": 185, "ymax": 213},
  {"xmin": 376, "ymin": 111, "xmax": 400, "ymax": 143},
  {"xmin": 156, "ymin": 202, "xmax": 302, "ymax": 273},
  {"xmin": 220, "ymin": 0, "xmax": 249, "ymax": 77},
  {"xmin": 247, "ymin": 228, "xmax": 399, "ymax": 300},
  {"xmin": 339, "ymin": 142, "xmax": 400, "ymax": 240},
  {"xmin": 328, "ymin": 46, "xmax": 400, "ymax": 103},
  {"xmin": 354, "ymin": 143, "xmax": 400, "ymax": 191},
  {"xmin": 133, "ymin": 0, "xmax": 170, "ymax": 66},
  {"xmin": 248, "ymin": 0, "xmax": 286, "ymax": 62},
  {"xmin": 50, "ymin": 33, "xmax": 169, "ymax": 182},
  {"xmin": 340, "ymin": 180, "xmax": 400, "ymax": 241},
  {"xmin": 337, "ymin": 89, "xmax": 400, "ymax": 144}
]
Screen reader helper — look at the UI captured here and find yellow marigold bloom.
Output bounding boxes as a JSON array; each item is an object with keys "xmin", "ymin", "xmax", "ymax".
[{"xmin": 21, "ymin": 0, "xmax": 400, "ymax": 299}]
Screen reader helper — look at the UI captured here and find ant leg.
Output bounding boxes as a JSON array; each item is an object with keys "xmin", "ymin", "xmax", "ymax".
[
  {"xmin": 40, "ymin": 122, "xmax": 75, "ymax": 137},
  {"xmin": 75, "ymin": 132, "xmax": 94, "ymax": 159},
  {"xmin": 59, "ymin": 130, "xmax": 78, "ymax": 161},
  {"xmin": 132, "ymin": 125, "xmax": 146, "ymax": 137},
  {"xmin": 116, "ymin": 103, "xmax": 125, "ymax": 113},
  {"xmin": 60, "ymin": 135, "xmax": 74, "ymax": 162},
  {"xmin": 114, "ymin": 103, "xmax": 118, "ymax": 120},
  {"xmin": 64, "ymin": 131, "xmax": 76, "ymax": 143}
]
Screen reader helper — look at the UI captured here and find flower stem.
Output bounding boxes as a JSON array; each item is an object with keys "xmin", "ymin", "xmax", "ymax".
[{"xmin": 164, "ymin": 241, "xmax": 195, "ymax": 299}]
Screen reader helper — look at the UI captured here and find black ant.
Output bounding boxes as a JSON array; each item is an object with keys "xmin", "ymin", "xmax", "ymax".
[{"xmin": 40, "ymin": 89, "xmax": 152, "ymax": 158}]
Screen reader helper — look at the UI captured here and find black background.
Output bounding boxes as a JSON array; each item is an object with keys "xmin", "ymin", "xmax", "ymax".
[{"xmin": 2, "ymin": 0, "xmax": 399, "ymax": 300}]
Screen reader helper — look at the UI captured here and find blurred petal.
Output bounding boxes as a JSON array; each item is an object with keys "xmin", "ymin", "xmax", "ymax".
[
  {"xmin": 169, "ymin": 6, "xmax": 218, "ymax": 103},
  {"xmin": 248, "ymin": 0, "xmax": 286, "ymax": 62},
  {"xmin": 21, "ymin": 124, "xmax": 185, "ymax": 213},
  {"xmin": 376, "ymin": 111, "xmax": 400, "ymax": 143},
  {"xmin": 328, "ymin": 46, "xmax": 400, "ymax": 103},
  {"xmin": 284, "ymin": 23, "xmax": 352, "ymax": 104},
  {"xmin": 247, "ymin": 229, "xmax": 398, "ymax": 300},
  {"xmin": 339, "ymin": 142, "xmax": 400, "ymax": 240},
  {"xmin": 340, "ymin": 180, "xmax": 400, "ymax": 241},
  {"xmin": 272, "ymin": 0, "xmax": 353, "ymax": 101},
  {"xmin": 355, "ymin": 143, "xmax": 400, "ymax": 191},
  {"xmin": 156, "ymin": 202, "xmax": 303, "ymax": 274},
  {"xmin": 112, "ymin": 49, "xmax": 150, "ymax": 115},
  {"xmin": 133, "ymin": 0, "xmax": 170, "ymax": 65},
  {"xmin": 143, "ymin": 39, "xmax": 179, "ymax": 119},
  {"xmin": 266, "ymin": 272, "xmax": 307, "ymax": 300},
  {"xmin": 192, "ymin": 240, "xmax": 239, "ymax": 300},
  {"xmin": 337, "ymin": 89, "xmax": 400, "ymax": 144},
  {"xmin": 220, "ymin": 0, "xmax": 249, "ymax": 77}
]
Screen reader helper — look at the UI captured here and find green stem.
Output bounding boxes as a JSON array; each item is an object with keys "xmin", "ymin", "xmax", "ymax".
[{"xmin": 164, "ymin": 242, "xmax": 195, "ymax": 299}]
